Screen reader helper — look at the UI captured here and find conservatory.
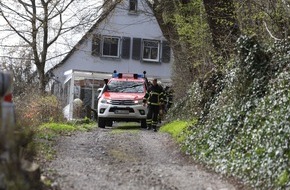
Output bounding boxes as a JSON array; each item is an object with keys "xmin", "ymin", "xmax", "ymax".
[{"xmin": 58, "ymin": 69, "xmax": 112, "ymax": 120}]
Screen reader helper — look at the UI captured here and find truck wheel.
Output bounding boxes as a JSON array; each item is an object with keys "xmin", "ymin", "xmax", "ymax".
[
  {"xmin": 106, "ymin": 120, "xmax": 113, "ymax": 127},
  {"xmin": 98, "ymin": 118, "xmax": 106, "ymax": 128},
  {"xmin": 141, "ymin": 119, "xmax": 147, "ymax": 128}
]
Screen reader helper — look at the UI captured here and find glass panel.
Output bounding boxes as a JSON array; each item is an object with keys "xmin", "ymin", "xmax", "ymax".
[
  {"xmin": 143, "ymin": 40, "xmax": 159, "ymax": 61},
  {"xmin": 81, "ymin": 88, "xmax": 92, "ymax": 108},
  {"xmin": 107, "ymin": 81, "xmax": 145, "ymax": 93},
  {"xmin": 143, "ymin": 47, "xmax": 150, "ymax": 59},
  {"xmin": 103, "ymin": 37, "xmax": 119, "ymax": 56},
  {"xmin": 103, "ymin": 41, "xmax": 110, "ymax": 55},
  {"xmin": 111, "ymin": 41, "xmax": 118, "ymax": 56},
  {"xmin": 151, "ymin": 48, "xmax": 158, "ymax": 59}
]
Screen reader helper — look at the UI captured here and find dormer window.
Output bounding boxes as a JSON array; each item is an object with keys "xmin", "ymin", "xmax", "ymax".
[{"xmin": 129, "ymin": 0, "xmax": 137, "ymax": 13}]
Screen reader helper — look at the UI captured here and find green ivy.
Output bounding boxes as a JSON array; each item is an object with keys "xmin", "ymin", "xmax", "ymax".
[{"xmin": 181, "ymin": 36, "xmax": 290, "ymax": 189}]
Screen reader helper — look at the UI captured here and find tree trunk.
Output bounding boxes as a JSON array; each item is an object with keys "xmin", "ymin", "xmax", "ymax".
[
  {"xmin": 148, "ymin": 0, "xmax": 195, "ymax": 98},
  {"xmin": 203, "ymin": 0, "xmax": 240, "ymax": 59},
  {"xmin": 36, "ymin": 63, "xmax": 46, "ymax": 94}
]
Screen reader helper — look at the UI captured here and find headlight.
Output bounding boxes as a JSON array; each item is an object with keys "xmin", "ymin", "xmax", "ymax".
[
  {"xmin": 100, "ymin": 98, "xmax": 112, "ymax": 104},
  {"xmin": 134, "ymin": 99, "xmax": 143, "ymax": 105}
]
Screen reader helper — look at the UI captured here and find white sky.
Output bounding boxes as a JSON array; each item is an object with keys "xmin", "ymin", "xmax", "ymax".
[{"xmin": 0, "ymin": 0, "xmax": 103, "ymax": 71}]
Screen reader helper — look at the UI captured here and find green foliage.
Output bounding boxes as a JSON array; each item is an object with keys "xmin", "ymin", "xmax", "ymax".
[
  {"xmin": 39, "ymin": 123, "xmax": 76, "ymax": 132},
  {"xmin": 181, "ymin": 36, "xmax": 290, "ymax": 189},
  {"xmin": 0, "ymin": 122, "xmax": 38, "ymax": 189},
  {"xmin": 3, "ymin": 91, "xmax": 96, "ymax": 189},
  {"xmin": 235, "ymin": 0, "xmax": 290, "ymax": 41},
  {"xmin": 234, "ymin": 1, "xmax": 267, "ymax": 38},
  {"xmin": 174, "ymin": 0, "xmax": 209, "ymax": 50},
  {"xmin": 169, "ymin": 0, "xmax": 215, "ymax": 100},
  {"xmin": 160, "ymin": 120, "xmax": 196, "ymax": 143},
  {"xmin": 277, "ymin": 170, "xmax": 289, "ymax": 186},
  {"xmin": 233, "ymin": 68, "xmax": 290, "ymax": 188},
  {"xmin": 165, "ymin": 82, "xmax": 202, "ymax": 121},
  {"xmin": 167, "ymin": 67, "xmax": 225, "ymax": 122},
  {"xmin": 36, "ymin": 121, "xmax": 97, "ymax": 138}
]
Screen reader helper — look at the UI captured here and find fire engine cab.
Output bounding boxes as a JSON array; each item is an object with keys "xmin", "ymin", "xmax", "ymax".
[{"xmin": 97, "ymin": 71, "xmax": 148, "ymax": 128}]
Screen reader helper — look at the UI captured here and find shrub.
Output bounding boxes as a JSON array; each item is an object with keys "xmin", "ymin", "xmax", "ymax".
[
  {"xmin": 14, "ymin": 92, "xmax": 65, "ymax": 128},
  {"xmin": 182, "ymin": 36, "xmax": 290, "ymax": 189},
  {"xmin": 0, "ymin": 90, "xmax": 65, "ymax": 189}
]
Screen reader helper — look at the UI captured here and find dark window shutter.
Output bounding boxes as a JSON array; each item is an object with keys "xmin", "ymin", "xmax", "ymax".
[
  {"xmin": 132, "ymin": 38, "xmax": 141, "ymax": 60},
  {"xmin": 161, "ymin": 41, "xmax": 171, "ymax": 63},
  {"xmin": 92, "ymin": 34, "xmax": 101, "ymax": 56},
  {"xmin": 121, "ymin": 37, "xmax": 131, "ymax": 59}
]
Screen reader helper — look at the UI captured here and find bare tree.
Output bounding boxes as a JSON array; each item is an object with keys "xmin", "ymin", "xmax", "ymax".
[
  {"xmin": 0, "ymin": 0, "xmax": 103, "ymax": 93},
  {"xmin": 0, "ymin": 49, "xmax": 38, "ymax": 96}
]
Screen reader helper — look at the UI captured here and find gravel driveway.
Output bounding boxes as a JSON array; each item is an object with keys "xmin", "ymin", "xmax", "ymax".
[{"xmin": 43, "ymin": 123, "xmax": 250, "ymax": 190}]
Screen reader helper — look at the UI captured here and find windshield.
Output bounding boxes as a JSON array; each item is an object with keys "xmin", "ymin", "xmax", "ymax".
[{"xmin": 107, "ymin": 81, "xmax": 145, "ymax": 93}]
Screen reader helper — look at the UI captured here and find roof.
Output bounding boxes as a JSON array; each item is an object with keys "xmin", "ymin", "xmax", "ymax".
[{"xmin": 48, "ymin": 0, "xmax": 121, "ymax": 73}]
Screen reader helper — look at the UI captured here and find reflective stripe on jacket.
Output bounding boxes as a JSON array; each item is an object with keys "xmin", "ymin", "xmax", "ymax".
[{"xmin": 143, "ymin": 84, "xmax": 164, "ymax": 106}]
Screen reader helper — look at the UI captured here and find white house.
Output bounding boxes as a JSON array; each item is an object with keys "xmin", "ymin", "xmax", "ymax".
[{"xmin": 49, "ymin": 0, "xmax": 173, "ymax": 120}]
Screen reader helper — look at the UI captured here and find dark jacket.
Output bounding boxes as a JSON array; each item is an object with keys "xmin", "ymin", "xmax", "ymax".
[{"xmin": 143, "ymin": 84, "xmax": 164, "ymax": 106}]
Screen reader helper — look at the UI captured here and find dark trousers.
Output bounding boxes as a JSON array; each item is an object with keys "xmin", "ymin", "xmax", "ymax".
[{"xmin": 146, "ymin": 104, "xmax": 160, "ymax": 129}]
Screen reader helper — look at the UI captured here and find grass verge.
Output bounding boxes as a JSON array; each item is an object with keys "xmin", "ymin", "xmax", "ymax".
[
  {"xmin": 159, "ymin": 120, "xmax": 197, "ymax": 143},
  {"xmin": 33, "ymin": 120, "xmax": 97, "ymax": 161}
]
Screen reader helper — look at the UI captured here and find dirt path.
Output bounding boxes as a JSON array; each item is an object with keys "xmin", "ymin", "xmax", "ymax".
[{"xmin": 42, "ymin": 123, "xmax": 249, "ymax": 190}]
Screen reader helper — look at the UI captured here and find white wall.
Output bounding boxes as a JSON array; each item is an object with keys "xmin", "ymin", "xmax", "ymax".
[{"xmin": 53, "ymin": 0, "xmax": 173, "ymax": 84}]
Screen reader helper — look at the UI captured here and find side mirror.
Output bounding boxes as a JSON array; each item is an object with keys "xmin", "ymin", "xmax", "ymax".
[{"xmin": 0, "ymin": 71, "xmax": 12, "ymax": 98}]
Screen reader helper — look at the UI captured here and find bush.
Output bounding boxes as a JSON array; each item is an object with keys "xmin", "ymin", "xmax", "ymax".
[
  {"xmin": 0, "ymin": 118, "xmax": 39, "ymax": 190},
  {"xmin": 181, "ymin": 36, "xmax": 290, "ymax": 189},
  {"xmin": 14, "ymin": 91, "xmax": 65, "ymax": 128},
  {"xmin": 0, "ymin": 89, "xmax": 65, "ymax": 189}
]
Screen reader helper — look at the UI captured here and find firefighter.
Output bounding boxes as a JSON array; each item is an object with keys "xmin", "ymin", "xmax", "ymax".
[{"xmin": 143, "ymin": 78, "xmax": 164, "ymax": 132}]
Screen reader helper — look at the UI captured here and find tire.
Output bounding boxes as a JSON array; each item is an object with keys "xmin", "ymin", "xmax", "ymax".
[
  {"xmin": 98, "ymin": 118, "xmax": 106, "ymax": 128},
  {"xmin": 141, "ymin": 119, "xmax": 147, "ymax": 128},
  {"xmin": 106, "ymin": 120, "xmax": 113, "ymax": 127}
]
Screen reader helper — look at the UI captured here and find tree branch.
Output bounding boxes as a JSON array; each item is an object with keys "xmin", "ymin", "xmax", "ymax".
[{"xmin": 263, "ymin": 21, "xmax": 281, "ymax": 41}]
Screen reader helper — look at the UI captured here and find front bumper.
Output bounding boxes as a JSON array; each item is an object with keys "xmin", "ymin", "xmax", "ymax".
[{"xmin": 98, "ymin": 103, "xmax": 147, "ymax": 121}]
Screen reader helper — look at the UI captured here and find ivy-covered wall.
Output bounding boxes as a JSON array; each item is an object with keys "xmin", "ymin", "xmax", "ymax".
[{"xmin": 170, "ymin": 36, "xmax": 290, "ymax": 189}]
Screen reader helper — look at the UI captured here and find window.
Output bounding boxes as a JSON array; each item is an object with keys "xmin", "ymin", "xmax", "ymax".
[
  {"xmin": 107, "ymin": 81, "xmax": 145, "ymax": 93},
  {"xmin": 142, "ymin": 40, "xmax": 160, "ymax": 62},
  {"xmin": 102, "ymin": 36, "xmax": 120, "ymax": 58},
  {"xmin": 129, "ymin": 0, "xmax": 137, "ymax": 12},
  {"xmin": 131, "ymin": 38, "xmax": 170, "ymax": 63}
]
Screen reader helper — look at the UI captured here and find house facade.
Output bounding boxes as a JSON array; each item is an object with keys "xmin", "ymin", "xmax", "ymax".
[{"xmin": 50, "ymin": 0, "xmax": 173, "ymax": 120}]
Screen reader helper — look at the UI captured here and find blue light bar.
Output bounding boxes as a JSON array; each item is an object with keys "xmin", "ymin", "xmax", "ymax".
[
  {"xmin": 135, "ymin": 74, "xmax": 144, "ymax": 78},
  {"xmin": 112, "ymin": 72, "xmax": 144, "ymax": 79}
]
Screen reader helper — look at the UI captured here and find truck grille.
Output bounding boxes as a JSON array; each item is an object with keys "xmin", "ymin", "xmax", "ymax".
[
  {"xmin": 109, "ymin": 107, "xmax": 134, "ymax": 113},
  {"xmin": 111, "ymin": 100, "xmax": 134, "ymax": 105}
]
